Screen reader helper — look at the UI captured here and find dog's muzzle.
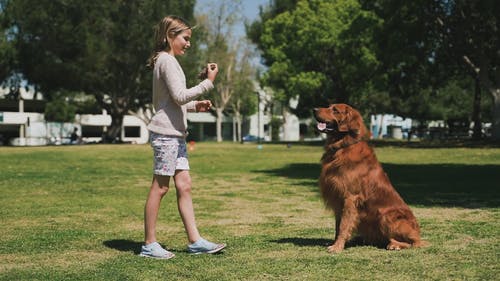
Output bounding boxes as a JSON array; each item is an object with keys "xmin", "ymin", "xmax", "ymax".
[
  {"xmin": 313, "ymin": 108, "xmax": 337, "ymax": 133},
  {"xmin": 316, "ymin": 122, "xmax": 337, "ymax": 133}
]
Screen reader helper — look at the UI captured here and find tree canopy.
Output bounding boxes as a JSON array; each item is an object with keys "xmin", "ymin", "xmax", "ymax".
[
  {"xmin": 249, "ymin": 0, "xmax": 381, "ymax": 118},
  {"xmin": 2, "ymin": 0, "xmax": 499, "ymax": 140},
  {"xmin": 249, "ymin": 0, "xmax": 499, "ymax": 139},
  {"xmin": 196, "ymin": 0, "xmax": 258, "ymax": 142},
  {"xmin": 1, "ymin": 0, "xmax": 197, "ymax": 141}
]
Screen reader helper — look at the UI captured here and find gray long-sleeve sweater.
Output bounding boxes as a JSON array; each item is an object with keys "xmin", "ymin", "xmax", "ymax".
[{"xmin": 147, "ymin": 52, "xmax": 214, "ymax": 138}]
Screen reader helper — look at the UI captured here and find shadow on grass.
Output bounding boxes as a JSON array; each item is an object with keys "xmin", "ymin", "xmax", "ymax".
[
  {"xmin": 273, "ymin": 139, "xmax": 500, "ymax": 149},
  {"xmin": 258, "ymin": 163, "xmax": 500, "ymax": 208},
  {"xmin": 368, "ymin": 139, "xmax": 500, "ymax": 149},
  {"xmin": 270, "ymin": 237, "xmax": 377, "ymax": 249},
  {"xmin": 271, "ymin": 237, "xmax": 331, "ymax": 247},
  {"xmin": 103, "ymin": 239, "xmax": 142, "ymax": 255},
  {"xmin": 254, "ymin": 163, "xmax": 321, "ymax": 187}
]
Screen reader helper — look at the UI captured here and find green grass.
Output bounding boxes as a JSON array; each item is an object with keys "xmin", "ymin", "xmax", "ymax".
[{"xmin": 0, "ymin": 142, "xmax": 499, "ymax": 281}]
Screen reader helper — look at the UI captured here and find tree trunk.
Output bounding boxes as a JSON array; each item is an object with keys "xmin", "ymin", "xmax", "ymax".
[
  {"xmin": 236, "ymin": 114, "xmax": 242, "ymax": 142},
  {"xmin": 282, "ymin": 106, "xmax": 288, "ymax": 141},
  {"xmin": 232, "ymin": 117, "xmax": 236, "ymax": 142},
  {"xmin": 471, "ymin": 75, "xmax": 482, "ymax": 140},
  {"xmin": 216, "ymin": 107, "xmax": 223, "ymax": 142},
  {"xmin": 464, "ymin": 54, "xmax": 499, "ymax": 140},
  {"xmin": 104, "ymin": 114, "xmax": 123, "ymax": 143},
  {"xmin": 232, "ymin": 112, "xmax": 242, "ymax": 142},
  {"xmin": 491, "ymin": 89, "xmax": 500, "ymax": 140}
]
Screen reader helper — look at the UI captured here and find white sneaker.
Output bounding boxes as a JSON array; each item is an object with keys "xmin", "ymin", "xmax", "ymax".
[
  {"xmin": 139, "ymin": 242, "xmax": 175, "ymax": 259},
  {"xmin": 188, "ymin": 238, "xmax": 226, "ymax": 254}
]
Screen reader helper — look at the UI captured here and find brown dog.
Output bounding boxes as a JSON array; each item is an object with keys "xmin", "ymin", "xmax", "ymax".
[{"xmin": 314, "ymin": 103, "xmax": 423, "ymax": 253}]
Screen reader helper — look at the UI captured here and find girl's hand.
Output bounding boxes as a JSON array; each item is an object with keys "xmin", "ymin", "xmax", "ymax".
[
  {"xmin": 206, "ymin": 63, "xmax": 218, "ymax": 82},
  {"xmin": 196, "ymin": 100, "xmax": 212, "ymax": 112}
]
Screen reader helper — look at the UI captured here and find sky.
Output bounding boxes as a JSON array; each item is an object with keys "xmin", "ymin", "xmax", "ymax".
[
  {"xmin": 194, "ymin": 0, "xmax": 271, "ymax": 68},
  {"xmin": 194, "ymin": 0, "xmax": 271, "ymax": 38}
]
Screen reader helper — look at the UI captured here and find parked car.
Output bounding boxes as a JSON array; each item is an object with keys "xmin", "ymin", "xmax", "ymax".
[{"xmin": 242, "ymin": 134, "xmax": 264, "ymax": 142}]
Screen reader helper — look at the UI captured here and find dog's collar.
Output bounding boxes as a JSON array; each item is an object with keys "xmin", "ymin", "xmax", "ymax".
[{"xmin": 328, "ymin": 138, "xmax": 362, "ymax": 154}]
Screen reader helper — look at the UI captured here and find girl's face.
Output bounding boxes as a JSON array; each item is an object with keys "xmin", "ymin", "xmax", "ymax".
[{"xmin": 168, "ymin": 29, "xmax": 192, "ymax": 56}]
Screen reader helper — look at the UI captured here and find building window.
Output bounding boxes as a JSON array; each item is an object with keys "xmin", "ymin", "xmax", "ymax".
[
  {"xmin": 82, "ymin": 126, "xmax": 104, "ymax": 138},
  {"xmin": 124, "ymin": 126, "xmax": 141, "ymax": 138}
]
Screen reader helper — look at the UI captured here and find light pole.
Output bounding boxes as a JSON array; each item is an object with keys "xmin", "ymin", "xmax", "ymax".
[{"xmin": 257, "ymin": 90, "xmax": 260, "ymax": 145}]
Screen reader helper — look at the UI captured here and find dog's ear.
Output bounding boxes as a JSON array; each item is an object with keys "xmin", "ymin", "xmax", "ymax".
[
  {"xmin": 338, "ymin": 106, "xmax": 361, "ymax": 134},
  {"xmin": 346, "ymin": 108, "xmax": 362, "ymax": 135},
  {"xmin": 336, "ymin": 106, "xmax": 351, "ymax": 132},
  {"xmin": 338, "ymin": 118, "xmax": 349, "ymax": 132}
]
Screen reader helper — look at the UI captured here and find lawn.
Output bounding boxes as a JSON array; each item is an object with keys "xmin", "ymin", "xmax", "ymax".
[{"xmin": 0, "ymin": 142, "xmax": 499, "ymax": 281}]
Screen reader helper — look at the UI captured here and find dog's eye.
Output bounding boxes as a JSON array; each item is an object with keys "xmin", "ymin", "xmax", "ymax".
[{"xmin": 332, "ymin": 108, "xmax": 339, "ymax": 114}]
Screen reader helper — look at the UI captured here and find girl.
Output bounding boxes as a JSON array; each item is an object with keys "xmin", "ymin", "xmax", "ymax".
[{"xmin": 141, "ymin": 15, "xmax": 225, "ymax": 259}]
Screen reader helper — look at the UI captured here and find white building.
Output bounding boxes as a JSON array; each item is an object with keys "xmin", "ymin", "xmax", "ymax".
[
  {"xmin": 0, "ymin": 83, "xmax": 303, "ymax": 146},
  {"xmin": 0, "ymin": 88, "xmax": 152, "ymax": 145},
  {"xmin": 370, "ymin": 114, "xmax": 413, "ymax": 139}
]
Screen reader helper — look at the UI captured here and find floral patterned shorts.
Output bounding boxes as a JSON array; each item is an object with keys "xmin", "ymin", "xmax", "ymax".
[{"xmin": 150, "ymin": 133, "xmax": 190, "ymax": 176}]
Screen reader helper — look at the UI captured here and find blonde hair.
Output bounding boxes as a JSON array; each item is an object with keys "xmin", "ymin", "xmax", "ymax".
[{"xmin": 147, "ymin": 15, "xmax": 192, "ymax": 68}]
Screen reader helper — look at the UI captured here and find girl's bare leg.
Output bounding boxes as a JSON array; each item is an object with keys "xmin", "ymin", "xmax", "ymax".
[
  {"xmin": 174, "ymin": 170, "xmax": 201, "ymax": 243},
  {"xmin": 144, "ymin": 175, "xmax": 170, "ymax": 245}
]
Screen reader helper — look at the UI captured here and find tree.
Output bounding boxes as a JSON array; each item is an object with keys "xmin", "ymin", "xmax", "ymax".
[
  {"xmin": 0, "ymin": 0, "xmax": 18, "ymax": 92},
  {"xmin": 2, "ymin": 0, "xmax": 197, "ymax": 142},
  {"xmin": 249, "ymin": 0, "xmax": 382, "ymax": 118},
  {"xmin": 351, "ymin": 0, "xmax": 465, "ymax": 126},
  {"xmin": 362, "ymin": 0, "xmax": 498, "ymax": 139},
  {"xmin": 43, "ymin": 90, "xmax": 78, "ymax": 142},
  {"xmin": 197, "ymin": 0, "xmax": 257, "ymax": 142},
  {"xmin": 228, "ymin": 45, "xmax": 258, "ymax": 142},
  {"xmin": 435, "ymin": 0, "xmax": 500, "ymax": 140}
]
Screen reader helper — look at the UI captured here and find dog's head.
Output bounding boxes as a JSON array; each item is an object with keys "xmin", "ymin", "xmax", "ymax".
[{"xmin": 314, "ymin": 103, "xmax": 366, "ymax": 137}]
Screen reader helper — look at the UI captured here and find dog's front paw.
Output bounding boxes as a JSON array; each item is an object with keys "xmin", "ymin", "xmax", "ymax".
[
  {"xmin": 386, "ymin": 243, "xmax": 401, "ymax": 251},
  {"xmin": 327, "ymin": 244, "xmax": 344, "ymax": 253},
  {"xmin": 387, "ymin": 238, "xmax": 411, "ymax": 250}
]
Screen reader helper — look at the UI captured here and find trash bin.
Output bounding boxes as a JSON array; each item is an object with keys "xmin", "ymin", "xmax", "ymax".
[{"xmin": 388, "ymin": 125, "xmax": 403, "ymax": 139}]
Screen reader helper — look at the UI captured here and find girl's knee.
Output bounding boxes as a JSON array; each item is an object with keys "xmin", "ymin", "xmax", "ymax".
[
  {"xmin": 176, "ymin": 181, "xmax": 192, "ymax": 195},
  {"xmin": 174, "ymin": 172, "xmax": 192, "ymax": 194},
  {"xmin": 157, "ymin": 186, "xmax": 170, "ymax": 196},
  {"xmin": 152, "ymin": 175, "xmax": 171, "ymax": 196},
  {"xmin": 150, "ymin": 183, "xmax": 170, "ymax": 197}
]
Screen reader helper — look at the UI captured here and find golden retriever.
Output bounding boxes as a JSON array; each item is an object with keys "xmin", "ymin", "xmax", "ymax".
[{"xmin": 314, "ymin": 103, "xmax": 423, "ymax": 253}]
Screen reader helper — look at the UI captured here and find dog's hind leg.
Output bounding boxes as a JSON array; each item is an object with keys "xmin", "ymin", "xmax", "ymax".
[
  {"xmin": 328, "ymin": 197, "xmax": 359, "ymax": 253},
  {"xmin": 379, "ymin": 207, "xmax": 422, "ymax": 250}
]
